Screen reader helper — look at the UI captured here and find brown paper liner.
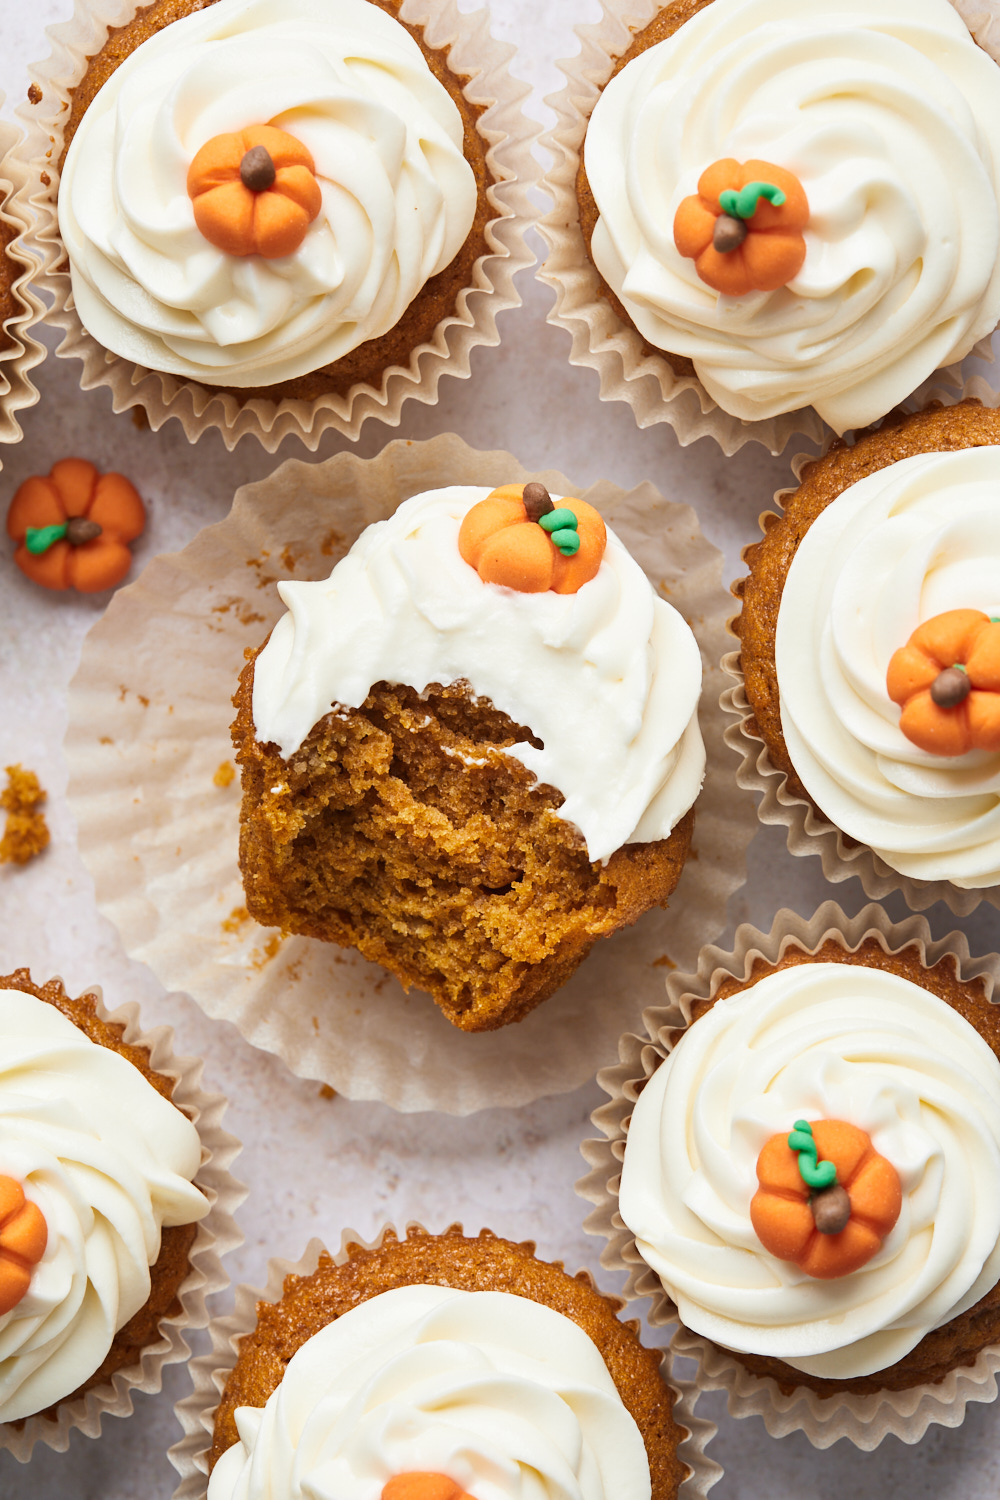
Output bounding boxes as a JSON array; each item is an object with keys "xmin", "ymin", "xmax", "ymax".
[
  {"xmin": 0, "ymin": 980, "xmax": 244, "ymax": 1463},
  {"xmin": 579, "ymin": 900, "xmax": 1000, "ymax": 1448},
  {"xmin": 63, "ymin": 433, "xmax": 754, "ymax": 1114},
  {"xmin": 722, "ymin": 376, "xmax": 1000, "ymax": 918},
  {"xmin": 0, "ymin": 111, "xmax": 44, "ymax": 452},
  {"xmin": 18, "ymin": 0, "xmax": 536, "ymax": 451},
  {"xmin": 167, "ymin": 1224, "xmax": 722, "ymax": 1500},
  {"xmin": 537, "ymin": 0, "xmax": 1000, "ymax": 458}
]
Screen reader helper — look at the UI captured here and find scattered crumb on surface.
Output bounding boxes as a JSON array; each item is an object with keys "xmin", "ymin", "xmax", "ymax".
[
  {"xmin": 214, "ymin": 761, "xmax": 236, "ymax": 788},
  {"xmin": 250, "ymin": 934, "xmax": 282, "ymax": 969},
  {"xmin": 652, "ymin": 954, "xmax": 676, "ymax": 970},
  {"xmin": 221, "ymin": 905, "xmax": 250, "ymax": 934},
  {"xmin": 0, "ymin": 765, "xmax": 50, "ymax": 865},
  {"xmin": 318, "ymin": 1084, "xmax": 336, "ymax": 1101}
]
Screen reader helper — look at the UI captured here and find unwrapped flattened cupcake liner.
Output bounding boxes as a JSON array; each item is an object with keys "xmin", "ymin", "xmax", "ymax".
[
  {"xmin": 537, "ymin": 0, "xmax": 1000, "ymax": 458},
  {"xmin": 18, "ymin": 0, "xmax": 536, "ymax": 451},
  {"xmin": 0, "ymin": 980, "xmax": 245, "ymax": 1463},
  {"xmin": 64, "ymin": 431, "xmax": 755, "ymax": 1115},
  {"xmin": 721, "ymin": 377, "xmax": 1000, "ymax": 918},
  {"xmin": 0, "ymin": 112, "xmax": 44, "ymax": 449},
  {"xmin": 579, "ymin": 900, "xmax": 1000, "ymax": 1449},
  {"xmin": 168, "ymin": 1223, "xmax": 722, "ymax": 1499}
]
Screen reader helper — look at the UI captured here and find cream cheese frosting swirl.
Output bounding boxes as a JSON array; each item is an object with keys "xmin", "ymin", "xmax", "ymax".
[
  {"xmin": 58, "ymin": 0, "xmax": 477, "ymax": 386},
  {"xmin": 0, "ymin": 990, "xmax": 208, "ymax": 1422},
  {"xmin": 775, "ymin": 447, "xmax": 1000, "ymax": 888},
  {"xmin": 585, "ymin": 0, "xmax": 1000, "ymax": 432},
  {"xmin": 207, "ymin": 1285, "xmax": 651, "ymax": 1500},
  {"xmin": 251, "ymin": 486, "xmax": 705, "ymax": 864},
  {"xmin": 618, "ymin": 963, "xmax": 1000, "ymax": 1379}
]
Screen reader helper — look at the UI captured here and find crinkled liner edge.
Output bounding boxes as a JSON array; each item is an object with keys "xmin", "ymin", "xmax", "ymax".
[
  {"xmin": 16, "ymin": 0, "xmax": 537, "ymax": 451},
  {"xmin": 578, "ymin": 900, "xmax": 1000, "ymax": 1449},
  {"xmin": 0, "ymin": 113, "xmax": 45, "ymax": 448},
  {"xmin": 536, "ymin": 0, "xmax": 999, "ymax": 458},
  {"xmin": 721, "ymin": 377, "xmax": 1000, "ymax": 918},
  {"xmin": 0, "ymin": 979, "xmax": 245, "ymax": 1463},
  {"xmin": 168, "ymin": 1223, "xmax": 722, "ymax": 1499}
]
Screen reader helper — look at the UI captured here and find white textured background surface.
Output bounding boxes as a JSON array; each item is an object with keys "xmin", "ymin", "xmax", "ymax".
[{"xmin": 1, "ymin": 0, "xmax": 1000, "ymax": 1495}]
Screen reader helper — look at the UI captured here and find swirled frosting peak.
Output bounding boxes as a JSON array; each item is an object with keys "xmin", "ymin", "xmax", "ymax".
[
  {"xmin": 775, "ymin": 446, "xmax": 1000, "ymax": 888},
  {"xmin": 0, "ymin": 990, "xmax": 208, "ymax": 1421},
  {"xmin": 619, "ymin": 962, "xmax": 1000, "ymax": 1379},
  {"xmin": 58, "ymin": 0, "xmax": 478, "ymax": 386},
  {"xmin": 207, "ymin": 1285, "xmax": 652, "ymax": 1500},
  {"xmin": 585, "ymin": 0, "xmax": 1000, "ymax": 431},
  {"xmin": 250, "ymin": 486, "xmax": 705, "ymax": 863}
]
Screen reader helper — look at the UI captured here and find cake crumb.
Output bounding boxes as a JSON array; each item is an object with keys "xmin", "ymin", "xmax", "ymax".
[
  {"xmin": 318, "ymin": 1084, "xmax": 336, "ymax": 1101},
  {"xmin": 652, "ymin": 953, "xmax": 676, "ymax": 970},
  {"xmin": 213, "ymin": 761, "xmax": 236, "ymax": 788},
  {"xmin": 0, "ymin": 765, "xmax": 50, "ymax": 865},
  {"xmin": 222, "ymin": 905, "xmax": 249, "ymax": 933}
]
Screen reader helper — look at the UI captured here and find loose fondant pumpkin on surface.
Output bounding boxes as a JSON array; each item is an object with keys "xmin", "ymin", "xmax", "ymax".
[
  {"xmin": 887, "ymin": 608, "xmax": 1000, "ymax": 756},
  {"xmin": 0, "ymin": 1176, "xmax": 47, "ymax": 1316},
  {"xmin": 458, "ymin": 482, "xmax": 607, "ymax": 594},
  {"xmin": 750, "ymin": 1119, "xmax": 902, "ymax": 1280},
  {"xmin": 7, "ymin": 458, "xmax": 146, "ymax": 593},
  {"xmin": 187, "ymin": 124, "xmax": 323, "ymax": 259},
  {"xmin": 673, "ymin": 158, "xmax": 809, "ymax": 296}
]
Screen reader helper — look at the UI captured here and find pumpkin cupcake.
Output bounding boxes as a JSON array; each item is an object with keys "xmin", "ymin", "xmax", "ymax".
[
  {"xmin": 24, "ymin": 0, "xmax": 533, "ymax": 448},
  {"xmin": 729, "ymin": 398, "xmax": 1000, "ymax": 909},
  {"xmin": 0, "ymin": 969, "xmax": 241, "ymax": 1460},
  {"xmin": 232, "ymin": 479, "xmax": 705, "ymax": 1032},
  {"xmin": 170, "ymin": 1225, "xmax": 719, "ymax": 1500},
  {"xmin": 583, "ymin": 902, "xmax": 1000, "ymax": 1446},
  {"xmin": 540, "ymin": 0, "xmax": 1000, "ymax": 453}
]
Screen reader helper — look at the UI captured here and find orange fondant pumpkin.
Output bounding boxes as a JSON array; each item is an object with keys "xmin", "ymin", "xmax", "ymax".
[
  {"xmin": 886, "ymin": 609, "xmax": 1000, "ymax": 756},
  {"xmin": 750, "ymin": 1120, "xmax": 901, "ymax": 1280},
  {"xmin": 0, "ymin": 1175, "xmax": 47, "ymax": 1315},
  {"xmin": 187, "ymin": 125, "xmax": 323, "ymax": 259},
  {"xmin": 7, "ymin": 458, "xmax": 146, "ymax": 593},
  {"xmin": 458, "ymin": 483, "xmax": 607, "ymax": 595},
  {"xmin": 673, "ymin": 159, "xmax": 809, "ymax": 296},
  {"xmin": 382, "ymin": 1476, "xmax": 476, "ymax": 1500}
]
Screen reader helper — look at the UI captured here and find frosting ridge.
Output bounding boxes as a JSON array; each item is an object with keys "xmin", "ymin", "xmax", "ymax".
[
  {"xmin": 58, "ymin": 0, "xmax": 478, "ymax": 386},
  {"xmin": 584, "ymin": 0, "xmax": 1000, "ymax": 431},
  {"xmin": 618, "ymin": 962, "xmax": 1000, "ymax": 1378},
  {"xmin": 775, "ymin": 446, "xmax": 1000, "ymax": 888},
  {"xmin": 206, "ymin": 1285, "xmax": 651, "ymax": 1500},
  {"xmin": 250, "ymin": 486, "xmax": 705, "ymax": 863}
]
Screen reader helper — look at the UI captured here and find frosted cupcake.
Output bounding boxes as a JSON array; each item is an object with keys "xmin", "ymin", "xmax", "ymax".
[
  {"xmin": 232, "ymin": 480, "xmax": 705, "ymax": 1031},
  {"xmin": 542, "ymin": 0, "xmax": 1000, "ymax": 451},
  {"xmin": 0, "ymin": 969, "xmax": 237, "ymax": 1457},
  {"xmin": 732, "ymin": 399, "xmax": 1000, "ymax": 902},
  {"xmin": 26, "ymin": 0, "xmax": 531, "ymax": 446}
]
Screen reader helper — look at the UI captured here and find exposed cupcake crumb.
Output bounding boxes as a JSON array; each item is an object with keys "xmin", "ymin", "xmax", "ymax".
[
  {"xmin": 0, "ymin": 765, "xmax": 50, "ymax": 865},
  {"xmin": 213, "ymin": 761, "xmax": 235, "ymax": 788}
]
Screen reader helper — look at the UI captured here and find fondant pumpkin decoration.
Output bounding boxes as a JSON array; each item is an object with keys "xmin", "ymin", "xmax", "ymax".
[
  {"xmin": 458, "ymin": 482, "xmax": 607, "ymax": 594},
  {"xmin": 673, "ymin": 159, "xmax": 809, "ymax": 296},
  {"xmin": 187, "ymin": 125, "xmax": 323, "ymax": 259},
  {"xmin": 750, "ymin": 1119, "xmax": 901, "ymax": 1280},
  {"xmin": 886, "ymin": 609, "xmax": 1000, "ymax": 757},
  {"xmin": 7, "ymin": 458, "xmax": 146, "ymax": 593},
  {"xmin": 0, "ymin": 1176, "xmax": 47, "ymax": 1315},
  {"xmin": 382, "ymin": 1476, "xmax": 477, "ymax": 1500}
]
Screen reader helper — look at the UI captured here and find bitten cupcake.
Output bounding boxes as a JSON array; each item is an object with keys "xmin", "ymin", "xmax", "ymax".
[
  {"xmin": 0, "ymin": 969, "xmax": 237, "ymax": 1456},
  {"xmin": 732, "ymin": 399, "xmax": 1000, "ymax": 899},
  {"xmin": 232, "ymin": 480, "xmax": 705, "ymax": 1031},
  {"xmin": 182, "ymin": 1226, "xmax": 711, "ymax": 1500},
  {"xmin": 587, "ymin": 906, "xmax": 1000, "ymax": 1443},
  {"xmin": 26, "ymin": 0, "xmax": 531, "ymax": 446},
  {"xmin": 542, "ymin": 0, "xmax": 1000, "ymax": 450}
]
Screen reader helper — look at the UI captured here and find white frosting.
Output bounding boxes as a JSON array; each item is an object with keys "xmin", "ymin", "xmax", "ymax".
[
  {"xmin": 58, "ymin": 0, "xmax": 477, "ymax": 386},
  {"xmin": 585, "ymin": 0, "xmax": 1000, "ymax": 432},
  {"xmin": 250, "ymin": 486, "xmax": 705, "ymax": 864},
  {"xmin": 619, "ymin": 963, "xmax": 1000, "ymax": 1379},
  {"xmin": 775, "ymin": 447, "xmax": 1000, "ymax": 888},
  {"xmin": 207, "ymin": 1285, "xmax": 651, "ymax": 1500},
  {"xmin": 0, "ymin": 990, "xmax": 208, "ymax": 1421}
]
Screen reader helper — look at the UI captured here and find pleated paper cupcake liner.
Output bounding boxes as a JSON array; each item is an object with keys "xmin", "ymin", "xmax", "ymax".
[
  {"xmin": 18, "ymin": 0, "xmax": 536, "ymax": 450},
  {"xmin": 0, "ymin": 110, "xmax": 44, "ymax": 452},
  {"xmin": 578, "ymin": 900, "xmax": 1000, "ymax": 1449}
]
